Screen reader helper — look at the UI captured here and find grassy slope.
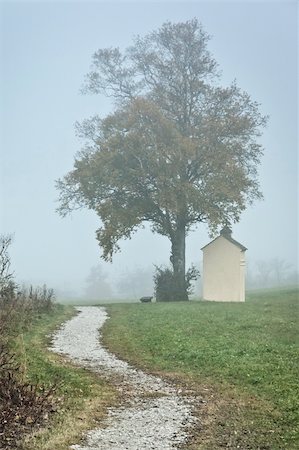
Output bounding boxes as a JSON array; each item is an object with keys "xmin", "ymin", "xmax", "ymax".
[
  {"xmin": 102, "ymin": 288, "xmax": 299, "ymax": 449},
  {"xmin": 20, "ymin": 304, "xmax": 118, "ymax": 450}
]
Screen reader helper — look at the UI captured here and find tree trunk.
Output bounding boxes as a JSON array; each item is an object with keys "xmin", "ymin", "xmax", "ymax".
[{"xmin": 170, "ymin": 224, "xmax": 188, "ymax": 301}]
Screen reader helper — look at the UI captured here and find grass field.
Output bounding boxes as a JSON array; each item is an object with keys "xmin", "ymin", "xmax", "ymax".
[
  {"xmin": 17, "ymin": 288, "xmax": 298, "ymax": 449},
  {"xmin": 102, "ymin": 288, "xmax": 299, "ymax": 449}
]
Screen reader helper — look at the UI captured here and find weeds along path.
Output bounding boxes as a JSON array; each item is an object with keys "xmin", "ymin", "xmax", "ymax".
[{"xmin": 50, "ymin": 306, "xmax": 198, "ymax": 450}]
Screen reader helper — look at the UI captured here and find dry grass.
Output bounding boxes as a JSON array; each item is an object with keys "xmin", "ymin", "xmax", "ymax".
[
  {"xmin": 23, "ymin": 369, "xmax": 117, "ymax": 450},
  {"xmin": 18, "ymin": 306, "xmax": 120, "ymax": 450}
]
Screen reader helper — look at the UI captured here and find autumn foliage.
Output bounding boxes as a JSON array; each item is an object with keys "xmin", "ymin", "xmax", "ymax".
[{"xmin": 57, "ymin": 19, "xmax": 267, "ymax": 300}]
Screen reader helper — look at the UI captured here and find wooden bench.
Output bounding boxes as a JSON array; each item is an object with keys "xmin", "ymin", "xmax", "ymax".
[{"xmin": 140, "ymin": 296, "xmax": 153, "ymax": 303}]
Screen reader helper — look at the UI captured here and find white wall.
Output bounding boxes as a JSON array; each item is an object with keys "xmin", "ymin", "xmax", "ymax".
[{"xmin": 202, "ymin": 236, "xmax": 246, "ymax": 302}]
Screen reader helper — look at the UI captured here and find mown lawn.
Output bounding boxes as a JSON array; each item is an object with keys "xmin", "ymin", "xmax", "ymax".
[{"xmin": 103, "ymin": 288, "xmax": 299, "ymax": 449}]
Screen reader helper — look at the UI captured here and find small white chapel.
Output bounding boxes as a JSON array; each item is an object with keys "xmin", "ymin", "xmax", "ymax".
[{"xmin": 201, "ymin": 226, "xmax": 247, "ymax": 302}]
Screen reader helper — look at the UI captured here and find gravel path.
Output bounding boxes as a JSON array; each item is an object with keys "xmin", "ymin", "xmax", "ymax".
[{"xmin": 50, "ymin": 306, "xmax": 198, "ymax": 449}]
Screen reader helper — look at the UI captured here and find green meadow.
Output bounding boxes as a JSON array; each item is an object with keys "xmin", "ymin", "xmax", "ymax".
[
  {"xmin": 18, "ymin": 288, "xmax": 298, "ymax": 449},
  {"xmin": 102, "ymin": 288, "xmax": 299, "ymax": 449}
]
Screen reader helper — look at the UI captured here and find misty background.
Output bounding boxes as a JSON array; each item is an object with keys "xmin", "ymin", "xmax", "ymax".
[{"xmin": 0, "ymin": 1, "xmax": 298, "ymax": 301}]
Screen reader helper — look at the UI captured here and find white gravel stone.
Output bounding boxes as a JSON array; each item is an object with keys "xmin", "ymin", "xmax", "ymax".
[{"xmin": 50, "ymin": 306, "xmax": 197, "ymax": 449}]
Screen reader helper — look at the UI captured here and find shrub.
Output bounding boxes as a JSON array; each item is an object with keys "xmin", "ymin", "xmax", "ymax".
[
  {"xmin": 0, "ymin": 234, "xmax": 57, "ymax": 448},
  {"xmin": 0, "ymin": 234, "xmax": 17, "ymax": 301},
  {"xmin": 154, "ymin": 266, "xmax": 177, "ymax": 302},
  {"xmin": 154, "ymin": 265, "xmax": 200, "ymax": 302},
  {"xmin": 0, "ymin": 343, "xmax": 57, "ymax": 449}
]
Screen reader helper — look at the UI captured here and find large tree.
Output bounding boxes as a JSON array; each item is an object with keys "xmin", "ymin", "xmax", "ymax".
[{"xmin": 56, "ymin": 19, "xmax": 267, "ymax": 300}]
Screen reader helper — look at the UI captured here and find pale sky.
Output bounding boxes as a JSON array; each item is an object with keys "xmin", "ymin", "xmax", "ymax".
[{"xmin": 0, "ymin": 1, "xmax": 298, "ymax": 294}]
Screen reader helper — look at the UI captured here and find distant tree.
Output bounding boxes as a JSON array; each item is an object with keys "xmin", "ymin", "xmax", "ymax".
[
  {"xmin": 269, "ymin": 258, "xmax": 292, "ymax": 286},
  {"xmin": 285, "ymin": 269, "xmax": 299, "ymax": 286},
  {"xmin": 252, "ymin": 258, "xmax": 295, "ymax": 288},
  {"xmin": 57, "ymin": 19, "xmax": 267, "ymax": 301},
  {"xmin": 85, "ymin": 264, "xmax": 113, "ymax": 300},
  {"xmin": 116, "ymin": 267, "xmax": 154, "ymax": 299},
  {"xmin": 255, "ymin": 260, "xmax": 273, "ymax": 287}
]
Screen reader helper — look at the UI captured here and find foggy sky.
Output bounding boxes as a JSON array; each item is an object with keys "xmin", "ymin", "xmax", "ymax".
[{"xmin": 0, "ymin": 1, "xmax": 298, "ymax": 294}]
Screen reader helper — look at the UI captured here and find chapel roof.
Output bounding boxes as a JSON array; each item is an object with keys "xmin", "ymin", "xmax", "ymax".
[{"xmin": 201, "ymin": 226, "xmax": 247, "ymax": 251}]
